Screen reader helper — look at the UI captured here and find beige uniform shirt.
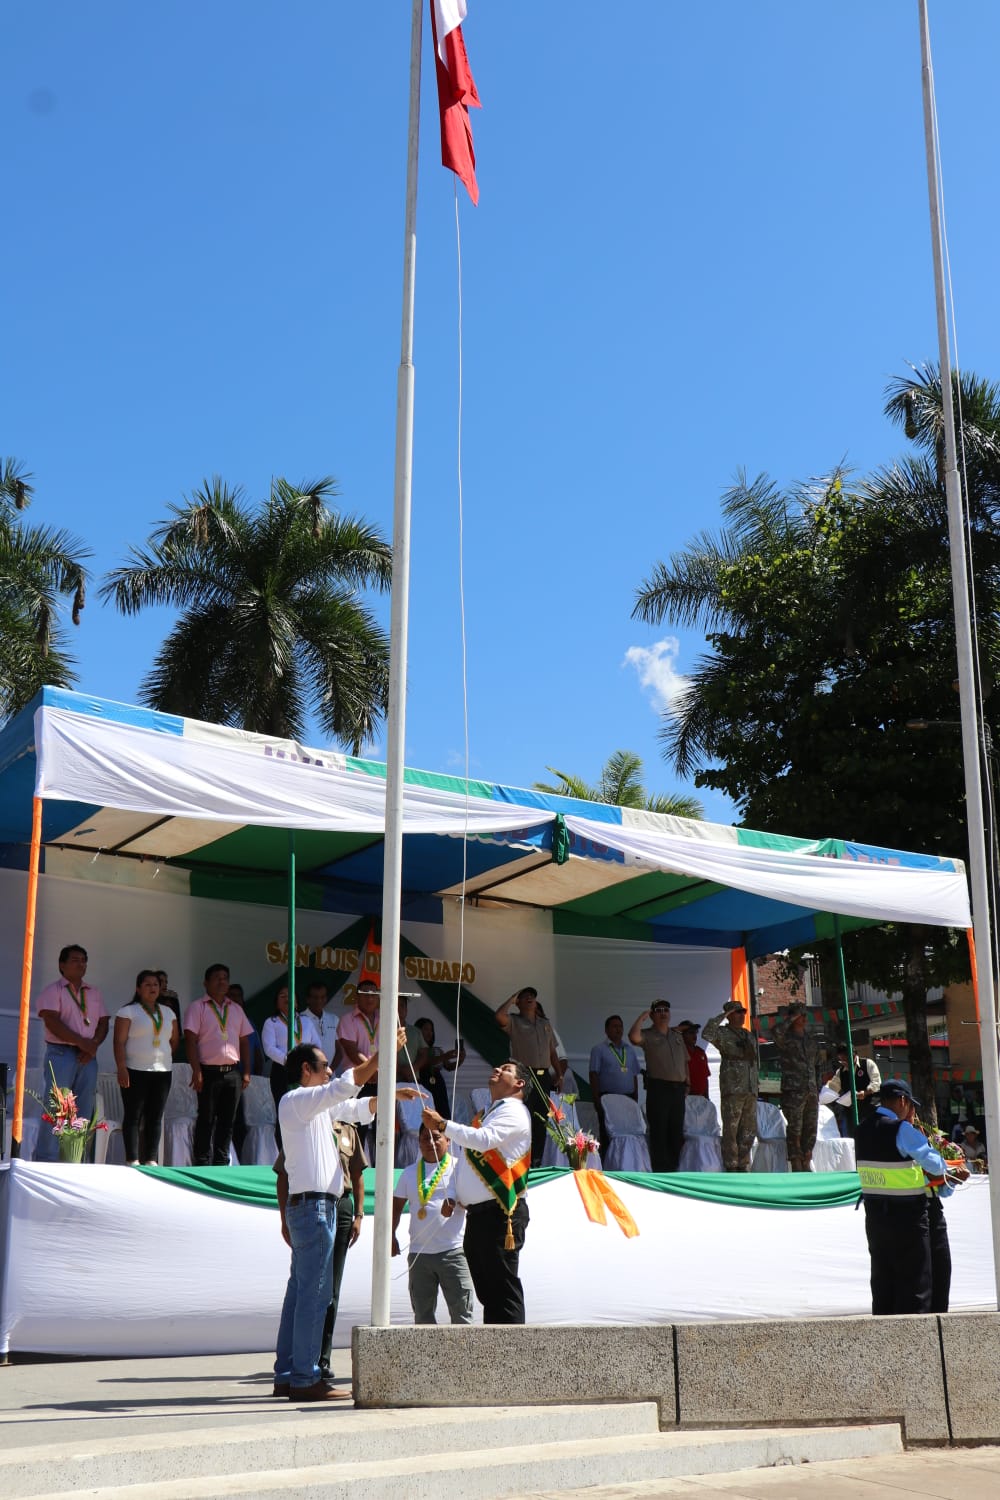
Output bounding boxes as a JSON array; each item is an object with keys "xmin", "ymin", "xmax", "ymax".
[
  {"xmin": 508, "ymin": 1012, "xmax": 556, "ymax": 1071},
  {"xmin": 639, "ymin": 1026, "xmax": 690, "ymax": 1084}
]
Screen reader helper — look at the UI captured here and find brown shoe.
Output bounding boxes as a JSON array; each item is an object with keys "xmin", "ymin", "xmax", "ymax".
[
  {"xmin": 289, "ymin": 1380, "xmax": 351, "ymax": 1402},
  {"xmin": 272, "ymin": 1382, "xmax": 290, "ymax": 1398}
]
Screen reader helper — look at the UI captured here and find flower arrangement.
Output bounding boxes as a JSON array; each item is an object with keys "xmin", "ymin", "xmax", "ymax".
[
  {"xmin": 34, "ymin": 1065, "xmax": 109, "ymax": 1163},
  {"xmin": 542, "ymin": 1093, "xmax": 599, "ymax": 1170}
]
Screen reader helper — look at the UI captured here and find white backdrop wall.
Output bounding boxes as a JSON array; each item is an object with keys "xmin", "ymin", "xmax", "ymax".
[{"xmin": 0, "ymin": 868, "xmax": 731, "ymax": 1095}]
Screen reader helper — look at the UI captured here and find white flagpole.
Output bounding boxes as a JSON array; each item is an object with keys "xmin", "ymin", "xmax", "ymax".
[
  {"xmin": 918, "ymin": 0, "xmax": 1000, "ymax": 1306},
  {"xmin": 371, "ymin": 0, "xmax": 423, "ymax": 1328}
]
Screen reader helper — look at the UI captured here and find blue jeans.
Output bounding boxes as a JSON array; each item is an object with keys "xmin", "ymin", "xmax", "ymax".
[
  {"xmin": 34, "ymin": 1044, "xmax": 99, "ymax": 1162},
  {"xmin": 274, "ymin": 1196, "xmax": 337, "ymax": 1389}
]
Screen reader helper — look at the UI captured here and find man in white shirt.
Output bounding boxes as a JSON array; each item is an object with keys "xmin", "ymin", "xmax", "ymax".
[
  {"xmin": 274, "ymin": 1028, "xmax": 406, "ymax": 1401},
  {"xmin": 423, "ymin": 1060, "xmax": 532, "ymax": 1325},
  {"xmin": 392, "ymin": 1122, "xmax": 474, "ymax": 1324}
]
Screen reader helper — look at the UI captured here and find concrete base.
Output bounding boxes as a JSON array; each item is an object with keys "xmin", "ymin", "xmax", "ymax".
[{"xmin": 353, "ymin": 1312, "xmax": 1000, "ymax": 1445}]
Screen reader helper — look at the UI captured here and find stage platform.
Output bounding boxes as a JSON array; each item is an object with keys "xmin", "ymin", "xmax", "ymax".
[{"xmin": 0, "ymin": 1162, "xmax": 994, "ymax": 1358}]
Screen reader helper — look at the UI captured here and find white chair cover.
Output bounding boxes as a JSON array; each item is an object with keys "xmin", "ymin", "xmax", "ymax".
[
  {"xmin": 238, "ymin": 1075, "xmax": 277, "ymax": 1166},
  {"xmin": 751, "ymin": 1101, "xmax": 788, "ymax": 1173},
  {"xmin": 395, "ymin": 1087, "xmax": 431, "ymax": 1168},
  {"xmin": 812, "ymin": 1104, "xmax": 857, "ymax": 1171},
  {"xmin": 540, "ymin": 1094, "xmax": 601, "ymax": 1170},
  {"xmin": 160, "ymin": 1063, "xmax": 235, "ymax": 1167},
  {"xmin": 678, "ymin": 1094, "xmax": 724, "ymax": 1173},
  {"xmin": 450, "ymin": 1092, "xmax": 473, "ymax": 1125},
  {"xmin": 601, "ymin": 1094, "xmax": 651, "ymax": 1173}
]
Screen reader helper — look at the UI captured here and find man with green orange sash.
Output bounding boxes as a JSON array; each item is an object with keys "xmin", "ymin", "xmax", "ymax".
[{"xmin": 423, "ymin": 1060, "xmax": 532, "ymax": 1324}]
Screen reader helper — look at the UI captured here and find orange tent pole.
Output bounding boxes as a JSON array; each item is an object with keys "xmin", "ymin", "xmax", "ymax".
[{"xmin": 11, "ymin": 797, "xmax": 42, "ymax": 1158}]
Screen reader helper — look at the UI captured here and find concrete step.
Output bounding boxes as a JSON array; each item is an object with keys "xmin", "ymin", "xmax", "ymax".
[
  {"xmin": 21, "ymin": 1422, "xmax": 903, "ymax": 1500},
  {"xmin": 0, "ymin": 1403, "xmax": 656, "ymax": 1499}
]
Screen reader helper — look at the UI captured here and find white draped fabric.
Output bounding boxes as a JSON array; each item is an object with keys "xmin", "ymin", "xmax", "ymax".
[
  {"xmin": 1, "ymin": 1164, "xmax": 994, "ymax": 1356},
  {"xmin": 562, "ymin": 815, "xmax": 971, "ymax": 929},
  {"xmin": 812, "ymin": 1105, "xmax": 857, "ymax": 1173}
]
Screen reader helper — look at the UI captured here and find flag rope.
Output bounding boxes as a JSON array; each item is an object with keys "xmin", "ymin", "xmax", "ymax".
[{"xmin": 450, "ymin": 175, "xmax": 471, "ymax": 1119}]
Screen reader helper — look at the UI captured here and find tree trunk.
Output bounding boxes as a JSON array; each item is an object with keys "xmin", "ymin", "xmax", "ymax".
[{"xmin": 901, "ymin": 925, "xmax": 937, "ymax": 1128}]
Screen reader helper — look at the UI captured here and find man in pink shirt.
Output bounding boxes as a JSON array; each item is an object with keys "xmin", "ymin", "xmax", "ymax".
[
  {"xmin": 184, "ymin": 962, "xmax": 253, "ymax": 1165},
  {"xmin": 337, "ymin": 979, "xmax": 380, "ymax": 1158},
  {"xmin": 35, "ymin": 944, "xmax": 109, "ymax": 1162}
]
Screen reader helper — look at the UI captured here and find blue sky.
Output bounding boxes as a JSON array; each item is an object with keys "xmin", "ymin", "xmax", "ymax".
[{"xmin": 6, "ymin": 2, "xmax": 999, "ymax": 829}]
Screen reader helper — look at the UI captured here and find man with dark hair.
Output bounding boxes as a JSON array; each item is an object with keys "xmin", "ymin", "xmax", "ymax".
[
  {"xmin": 184, "ymin": 963, "xmax": 253, "ymax": 1166},
  {"xmin": 304, "ymin": 980, "xmax": 341, "ymax": 1070},
  {"xmin": 273, "ymin": 1030, "xmax": 409, "ymax": 1400},
  {"xmin": 35, "ymin": 945, "xmax": 109, "ymax": 1162},
  {"xmin": 772, "ymin": 1002, "xmax": 820, "ymax": 1172},
  {"xmin": 423, "ymin": 1060, "xmax": 532, "ymax": 1324},
  {"xmin": 855, "ymin": 1077, "xmax": 967, "ymax": 1315},
  {"xmin": 828, "ymin": 1044, "xmax": 881, "ymax": 1136},
  {"xmin": 495, "ymin": 986, "xmax": 564, "ymax": 1166},
  {"xmin": 702, "ymin": 1000, "xmax": 758, "ymax": 1172},
  {"xmin": 589, "ymin": 1014, "xmax": 642, "ymax": 1153}
]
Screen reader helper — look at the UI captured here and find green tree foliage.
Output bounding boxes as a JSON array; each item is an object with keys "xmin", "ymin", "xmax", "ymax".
[
  {"xmin": 535, "ymin": 749, "xmax": 703, "ymax": 819},
  {"xmin": 634, "ymin": 367, "xmax": 1000, "ymax": 1120},
  {"xmin": 100, "ymin": 476, "xmax": 392, "ymax": 752},
  {"xmin": 0, "ymin": 460, "xmax": 90, "ymax": 719}
]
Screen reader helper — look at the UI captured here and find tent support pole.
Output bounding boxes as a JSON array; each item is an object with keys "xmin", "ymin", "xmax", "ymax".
[
  {"xmin": 11, "ymin": 797, "xmax": 42, "ymax": 1158},
  {"xmin": 832, "ymin": 917, "xmax": 859, "ymax": 1129},
  {"xmin": 372, "ymin": 0, "xmax": 422, "ymax": 1328},
  {"xmin": 287, "ymin": 831, "xmax": 296, "ymax": 1049}
]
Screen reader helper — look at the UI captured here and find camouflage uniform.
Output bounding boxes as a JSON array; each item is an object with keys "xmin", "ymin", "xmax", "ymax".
[
  {"xmin": 772, "ymin": 1008, "xmax": 820, "ymax": 1171},
  {"xmin": 702, "ymin": 1006, "xmax": 759, "ymax": 1172}
]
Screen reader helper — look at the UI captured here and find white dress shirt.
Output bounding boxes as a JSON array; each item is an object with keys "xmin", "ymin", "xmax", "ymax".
[
  {"xmin": 279, "ymin": 1070, "xmax": 372, "ymax": 1196},
  {"xmin": 445, "ymin": 1097, "xmax": 532, "ymax": 1207},
  {"xmin": 261, "ymin": 1012, "xmax": 321, "ymax": 1067}
]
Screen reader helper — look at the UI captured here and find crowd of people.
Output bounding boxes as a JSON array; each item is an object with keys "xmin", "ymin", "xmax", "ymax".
[{"xmin": 31, "ymin": 948, "xmax": 987, "ymax": 1366}]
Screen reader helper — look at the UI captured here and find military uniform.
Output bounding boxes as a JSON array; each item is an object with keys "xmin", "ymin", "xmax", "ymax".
[
  {"xmin": 772, "ymin": 1007, "xmax": 820, "ymax": 1171},
  {"xmin": 702, "ymin": 1003, "xmax": 759, "ymax": 1172}
]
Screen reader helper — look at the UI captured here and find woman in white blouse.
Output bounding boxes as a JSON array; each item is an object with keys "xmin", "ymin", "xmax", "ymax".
[
  {"xmin": 262, "ymin": 986, "xmax": 321, "ymax": 1147},
  {"xmin": 113, "ymin": 969, "xmax": 180, "ymax": 1165}
]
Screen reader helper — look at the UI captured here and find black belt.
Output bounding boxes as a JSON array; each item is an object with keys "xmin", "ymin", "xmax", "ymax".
[
  {"xmin": 200, "ymin": 1063, "xmax": 240, "ymax": 1073},
  {"xmin": 288, "ymin": 1191, "xmax": 339, "ymax": 1206}
]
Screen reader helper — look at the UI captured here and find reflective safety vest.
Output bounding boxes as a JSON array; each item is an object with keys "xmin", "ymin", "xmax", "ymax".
[
  {"xmin": 855, "ymin": 1158, "xmax": 927, "ymax": 1197},
  {"xmin": 855, "ymin": 1113, "xmax": 928, "ymax": 1200}
]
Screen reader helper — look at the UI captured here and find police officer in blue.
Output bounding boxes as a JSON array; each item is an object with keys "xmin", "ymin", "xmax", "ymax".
[{"xmin": 855, "ymin": 1077, "xmax": 967, "ymax": 1315}]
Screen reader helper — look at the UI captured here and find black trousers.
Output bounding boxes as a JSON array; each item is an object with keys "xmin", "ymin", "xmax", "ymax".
[
  {"xmin": 526, "ymin": 1069, "xmax": 554, "ymax": 1167},
  {"xmin": 864, "ymin": 1199, "xmax": 932, "ymax": 1315},
  {"xmin": 193, "ymin": 1065, "xmax": 242, "ymax": 1166},
  {"xmin": 463, "ymin": 1197, "xmax": 529, "ymax": 1324},
  {"xmin": 122, "ymin": 1070, "xmax": 172, "ymax": 1162},
  {"xmin": 319, "ymin": 1191, "xmax": 356, "ymax": 1373},
  {"xmin": 645, "ymin": 1078, "xmax": 687, "ymax": 1173},
  {"xmin": 928, "ymin": 1193, "xmax": 952, "ymax": 1314},
  {"xmin": 269, "ymin": 1064, "xmax": 289, "ymax": 1152}
]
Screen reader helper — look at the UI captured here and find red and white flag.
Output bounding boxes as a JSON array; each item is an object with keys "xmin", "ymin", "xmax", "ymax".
[{"xmin": 430, "ymin": 0, "xmax": 481, "ymax": 205}]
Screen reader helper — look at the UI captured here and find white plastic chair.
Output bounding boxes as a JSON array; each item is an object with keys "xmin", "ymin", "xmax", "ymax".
[
  {"xmin": 5, "ymin": 1067, "xmax": 42, "ymax": 1160},
  {"xmin": 811, "ymin": 1104, "xmax": 857, "ymax": 1171},
  {"xmin": 751, "ymin": 1101, "xmax": 788, "ymax": 1173},
  {"xmin": 541, "ymin": 1094, "xmax": 601, "ymax": 1169},
  {"xmin": 601, "ymin": 1094, "xmax": 651, "ymax": 1172},
  {"xmin": 96, "ymin": 1072, "xmax": 126, "ymax": 1165},
  {"xmin": 238, "ymin": 1075, "xmax": 278, "ymax": 1166},
  {"xmin": 395, "ymin": 1086, "xmax": 431, "ymax": 1167},
  {"xmin": 678, "ymin": 1094, "xmax": 724, "ymax": 1173}
]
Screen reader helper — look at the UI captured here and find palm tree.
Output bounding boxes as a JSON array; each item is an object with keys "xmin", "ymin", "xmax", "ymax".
[
  {"xmin": 0, "ymin": 459, "xmax": 90, "ymax": 719},
  {"xmin": 100, "ymin": 476, "xmax": 392, "ymax": 751},
  {"xmin": 535, "ymin": 749, "xmax": 704, "ymax": 818}
]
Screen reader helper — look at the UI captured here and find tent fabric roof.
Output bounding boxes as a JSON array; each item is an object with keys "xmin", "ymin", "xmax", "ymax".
[{"xmin": 0, "ymin": 688, "xmax": 972, "ymax": 956}]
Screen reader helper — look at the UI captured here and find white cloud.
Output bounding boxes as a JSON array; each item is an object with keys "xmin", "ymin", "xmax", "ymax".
[{"xmin": 623, "ymin": 637, "xmax": 689, "ymax": 716}]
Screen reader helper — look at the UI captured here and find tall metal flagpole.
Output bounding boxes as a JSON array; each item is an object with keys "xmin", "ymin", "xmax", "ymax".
[
  {"xmin": 371, "ymin": 0, "xmax": 423, "ymax": 1327},
  {"xmin": 918, "ymin": 0, "xmax": 1000, "ymax": 1305}
]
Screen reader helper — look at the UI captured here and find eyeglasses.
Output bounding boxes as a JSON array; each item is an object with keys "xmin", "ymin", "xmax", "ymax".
[{"xmin": 650, "ymin": 1006, "xmax": 669, "ymax": 1015}]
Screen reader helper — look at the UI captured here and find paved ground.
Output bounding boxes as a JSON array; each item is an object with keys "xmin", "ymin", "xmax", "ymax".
[
  {"xmin": 521, "ymin": 1448, "xmax": 1000, "ymax": 1498},
  {"xmin": 0, "ymin": 1349, "xmax": 353, "ymax": 1447},
  {"xmin": 2, "ymin": 1353, "xmax": 999, "ymax": 1498}
]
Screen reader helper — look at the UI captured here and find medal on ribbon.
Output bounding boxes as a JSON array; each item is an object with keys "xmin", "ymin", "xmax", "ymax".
[{"xmin": 416, "ymin": 1153, "xmax": 449, "ymax": 1219}]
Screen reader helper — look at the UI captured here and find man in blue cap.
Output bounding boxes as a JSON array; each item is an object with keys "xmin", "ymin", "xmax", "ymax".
[{"xmin": 855, "ymin": 1077, "xmax": 967, "ymax": 1315}]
